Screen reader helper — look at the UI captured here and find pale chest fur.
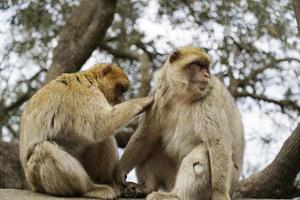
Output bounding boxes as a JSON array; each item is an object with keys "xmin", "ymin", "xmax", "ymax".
[
  {"xmin": 158, "ymin": 101, "xmax": 215, "ymax": 162},
  {"xmin": 152, "ymin": 74, "xmax": 230, "ymax": 163}
]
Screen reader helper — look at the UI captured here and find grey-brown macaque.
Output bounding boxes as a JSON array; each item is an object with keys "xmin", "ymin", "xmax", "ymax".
[
  {"xmin": 19, "ymin": 64, "xmax": 153, "ymax": 199},
  {"xmin": 115, "ymin": 47, "xmax": 245, "ymax": 200}
]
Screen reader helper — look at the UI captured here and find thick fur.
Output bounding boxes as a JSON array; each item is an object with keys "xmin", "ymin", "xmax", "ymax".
[
  {"xmin": 117, "ymin": 47, "xmax": 245, "ymax": 200},
  {"xmin": 19, "ymin": 64, "xmax": 153, "ymax": 199}
]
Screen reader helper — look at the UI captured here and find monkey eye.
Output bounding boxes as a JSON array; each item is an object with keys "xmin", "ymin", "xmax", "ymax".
[
  {"xmin": 191, "ymin": 61, "xmax": 209, "ymax": 70},
  {"xmin": 116, "ymin": 84, "xmax": 127, "ymax": 94}
]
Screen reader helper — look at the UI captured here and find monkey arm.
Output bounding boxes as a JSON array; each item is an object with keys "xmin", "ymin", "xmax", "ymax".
[
  {"xmin": 206, "ymin": 120, "xmax": 232, "ymax": 200},
  {"xmin": 119, "ymin": 115, "xmax": 160, "ymax": 175},
  {"xmin": 96, "ymin": 97, "xmax": 153, "ymax": 139}
]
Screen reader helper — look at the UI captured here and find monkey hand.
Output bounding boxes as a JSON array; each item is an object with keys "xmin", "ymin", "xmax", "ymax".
[
  {"xmin": 130, "ymin": 96, "xmax": 154, "ymax": 115},
  {"xmin": 113, "ymin": 164, "xmax": 127, "ymax": 187},
  {"xmin": 122, "ymin": 182, "xmax": 149, "ymax": 198}
]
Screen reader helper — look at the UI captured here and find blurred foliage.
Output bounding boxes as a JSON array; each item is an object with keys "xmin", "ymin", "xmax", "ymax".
[
  {"xmin": 0, "ymin": 0, "xmax": 77, "ymax": 63},
  {"xmin": 0, "ymin": 0, "xmax": 299, "ymax": 174}
]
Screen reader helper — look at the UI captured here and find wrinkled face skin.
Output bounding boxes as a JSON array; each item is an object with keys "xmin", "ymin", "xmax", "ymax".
[
  {"xmin": 186, "ymin": 59, "xmax": 211, "ymax": 97},
  {"xmin": 166, "ymin": 47, "xmax": 212, "ymax": 100}
]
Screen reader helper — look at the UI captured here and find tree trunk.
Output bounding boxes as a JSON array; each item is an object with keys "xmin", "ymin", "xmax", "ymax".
[
  {"xmin": 294, "ymin": 0, "xmax": 300, "ymax": 34},
  {"xmin": 234, "ymin": 123, "xmax": 300, "ymax": 198},
  {"xmin": 138, "ymin": 53, "xmax": 151, "ymax": 97},
  {"xmin": 44, "ymin": 0, "xmax": 117, "ymax": 84},
  {"xmin": 0, "ymin": 142, "xmax": 26, "ymax": 189}
]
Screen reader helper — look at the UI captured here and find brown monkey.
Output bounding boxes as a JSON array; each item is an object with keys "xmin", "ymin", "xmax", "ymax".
[
  {"xmin": 115, "ymin": 47, "xmax": 245, "ymax": 200},
  {"xmin": 19, "ymin": 64, "xmax": 153, "ymax": 199}
]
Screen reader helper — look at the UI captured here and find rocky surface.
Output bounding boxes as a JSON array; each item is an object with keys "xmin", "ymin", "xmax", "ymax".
[
  {"xmin": 0, "ymin": 189, "xmax": 296, "ymax": 200},
  {"xmin": 0, "ymin": 189, "xmax": 144, "ymax": 200}
]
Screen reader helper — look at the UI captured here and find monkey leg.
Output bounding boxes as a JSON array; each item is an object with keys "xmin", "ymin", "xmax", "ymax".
[
  {"xmin": 26, "ymin": 141, "xmax": 118, "ymax": 199},
  {"xmin": 146, "ymin": 145, "xmax": 211, "ymax": 200},
  {"xmin": 81, "ymin": 137, "xmax": 119, "ymax": 184},
  {"xmin": 172, "ymin": 144, "xmax": 211, "ymax": 200},
  {"xmin": 84, "ymin": 184, "xmax": 118, "ymax": 199},
  {"xmin": 134, "ymin": 146, "xmax": 176, "ymax": 197}
]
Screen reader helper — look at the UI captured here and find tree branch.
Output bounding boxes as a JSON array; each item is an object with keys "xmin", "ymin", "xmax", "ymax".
[
  {"xmin": 182, "ymin": 0, "xmax": 206, "ymax": 27},
  {"xmin": 3, "ymin": 92, "xmax": 33, "ymax": 114},
  {"xmin": 99, "ymin": 42, "xmax": 139, "ymax": 61},
  {"xmin": 44, "ymin": 0, "xmax": 117, "ymax": 84},
  {"xmin": 235, "ymin": 123, "xmax": 300, "ymax": 198},
  {"xmin": 243, "ymin": 58, "xmax": 300, "ymax": 85},
  {"xmin": 234, "ymin": 91, "xmax": 300, "ymax": 113},
  {"xmin": 138, "ymin": 52, "xmax": 151, "ymax": 97},
  {"xmin": 293, "ymin": 0, "xmax": 300, "ymax": 35},
  {"xmin": 4, "ymin": 123, "xmax": 18, "ymax": 138},
  {"xmin": 2, "ymin": 68, "xmax": 46, "ymax": 115}
]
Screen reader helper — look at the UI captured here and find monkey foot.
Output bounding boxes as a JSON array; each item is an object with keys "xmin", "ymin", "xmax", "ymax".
[
  {"xmin": 121, "ymin": 181, "xmax": 148, "ymax": 198},
  {"xmin": 84, "ymin": 184, "xmax": 118, "ymax": 199},
  {"xmin": 146, "ymin": 192, "xmax": 179, "ymax": 200}
]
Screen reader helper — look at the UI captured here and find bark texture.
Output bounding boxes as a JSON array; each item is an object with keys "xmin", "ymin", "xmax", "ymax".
[
  {"xmin": 44, "ymin": 0, "xmax": 117, "ymax": 84},
  {"xmin": 138, "ymin": 53, "xmax": 151, "ymax": 97},
  {"xmin": 294, "ymin": 0, "xmax": 300, "ymax": 34},
  {"xmin": 0, "ymin": 142, "xmax": 26, "ymax": 189},
  {"xmin": 235, "ymin": 123, "xmax": 300, "ymax": 198},
  {"xmin": 0, "ymin": 189, "xmax": 286, "ymax": 200}
]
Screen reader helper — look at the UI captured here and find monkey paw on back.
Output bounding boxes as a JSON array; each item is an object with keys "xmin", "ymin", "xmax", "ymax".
[{"xmin": 128, "ymin": 97, "xmax": 154, "ymax": 115}]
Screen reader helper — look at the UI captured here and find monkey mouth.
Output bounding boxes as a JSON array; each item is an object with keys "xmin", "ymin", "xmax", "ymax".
[{"xmin": 195, "ymin": 81, "xmax": 208, "ymax": 91}]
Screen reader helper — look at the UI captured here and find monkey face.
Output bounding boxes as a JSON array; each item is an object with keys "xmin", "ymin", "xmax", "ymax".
[
  {"xmin": 106, "ymin": 66, "xmax": 130, "ymax": 105},
  {"xmin": 166, "ymin": 47, "xmax": 212, "ymax": 100},
  {"xmin": 93, "ymin": 64, "xmax": 130, "ymax": 105},
  {"xmin": 186, "ymin": 60, "xmax": 211, "ymax": 98},
  {"xmin": 111, "ymin": 80, "xmax": 129, "ymax": 105}
]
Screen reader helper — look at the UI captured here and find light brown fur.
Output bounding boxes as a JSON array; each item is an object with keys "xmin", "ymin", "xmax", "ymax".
[
  {"xmin": 19, "ymin": 63, "xmax": 153, "ymax": 199},
  {"xmin": 115, "ymin": 47, "xmax": 245, "ymax": 200}
]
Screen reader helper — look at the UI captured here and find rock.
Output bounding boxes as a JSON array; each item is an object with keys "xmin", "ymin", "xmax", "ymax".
[
  {"xmin": 0, "ymin": 189, "xmax": 293, "ymax": 200},
  {"xmin": 0, "ymin": 189, "xmax": 144, "ymax": 200}
]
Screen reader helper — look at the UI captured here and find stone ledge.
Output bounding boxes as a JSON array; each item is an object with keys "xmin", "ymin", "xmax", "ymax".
[
  {"xmin": 0, "ymin": 189, "xmax": 143, "ymax": 200},
  {"xmin": 0, "ymin": 189, "xmax": 295, "ymax": 200}
]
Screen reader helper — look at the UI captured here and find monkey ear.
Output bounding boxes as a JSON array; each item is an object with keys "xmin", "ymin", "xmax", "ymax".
[
  {"xmin": 100, "ymin": 65, "xmax": 112, "ymax": 77},
  {"xmin": 169, "ymin": 50, "xmax": 181, "ymax": 63}
]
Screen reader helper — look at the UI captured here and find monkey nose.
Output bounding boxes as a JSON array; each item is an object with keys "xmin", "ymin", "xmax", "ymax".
[{"xmin": 203, "ymin": 73, "xmax": 209, "ymax": 78}]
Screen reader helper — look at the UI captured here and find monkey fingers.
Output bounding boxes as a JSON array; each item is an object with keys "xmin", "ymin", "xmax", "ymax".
[
  {"xmin": 112, "ymin": 165, "xmax": 127, "ymax": 187},
  {"xmin": 121, "ymin": 181, "xmax": 149, "ymax": 198}
]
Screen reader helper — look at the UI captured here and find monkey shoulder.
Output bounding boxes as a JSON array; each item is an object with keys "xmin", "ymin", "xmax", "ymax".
[
  {"xmin": 21, "ymin": 76, "xmax": 109, "ymax": 141},
  {"xmin": 205, "ymin": 76, "xmax": 243, "ymax": 139},
  {"xmin": 31, "ymin": 76, "xmax": 107, "ymax": 110}
]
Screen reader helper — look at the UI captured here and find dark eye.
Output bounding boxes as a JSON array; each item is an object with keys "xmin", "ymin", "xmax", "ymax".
[
  {"xmin": 191, "ymin": 61, "xmax": 209, "ymax": 70},
  {"xmin": 116, "ymin": 84, "xmax": 127, "ymax": 94}
]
